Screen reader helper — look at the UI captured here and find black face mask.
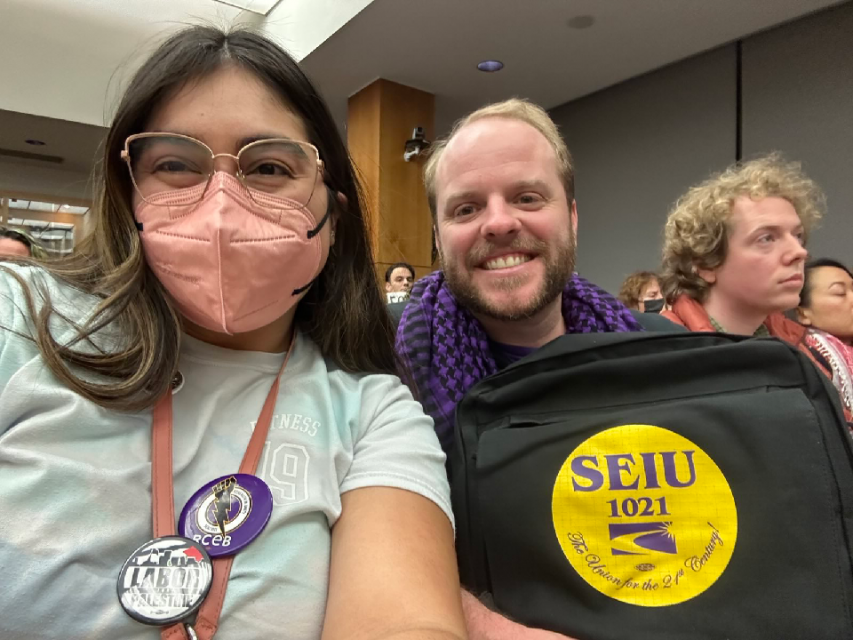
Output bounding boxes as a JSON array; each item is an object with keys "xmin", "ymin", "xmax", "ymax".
[{"xmin": 643, "ymin": 298, "xmax": 665, "ymax": 314}]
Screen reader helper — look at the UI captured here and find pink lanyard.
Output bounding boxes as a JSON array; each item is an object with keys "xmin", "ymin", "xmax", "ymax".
[{"xmin": 150, "ymin": 333, "xmax": 295, "ymax": 640}]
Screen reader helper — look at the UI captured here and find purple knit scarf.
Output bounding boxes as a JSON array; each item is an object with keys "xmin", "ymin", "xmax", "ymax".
[{"xmin": 396, "ymin": 270, "xmax": 643, "ymax": 451}]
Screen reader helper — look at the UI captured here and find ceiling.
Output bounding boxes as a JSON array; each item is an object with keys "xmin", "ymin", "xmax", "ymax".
[
  {"xmin": 300, "ymin": 0, "xmax": 847, "ymax": 134},
  {"xmin": 0, "ymin": 0, "xmax": 259, "ymax": 127},
  {"xmin": 0, "ymin": 109, "xmax": 106, "ymax": 173},
  {"xmin": 0, "ymin": 0, "xmax": 371, "ymax": 126},
  {"xmin": 0, "ymin": 0, "xmax": 374, "ymax": 199},
  {"xmin": 0, "ymin": 0, "xmax": 846, "ymax": 196}
]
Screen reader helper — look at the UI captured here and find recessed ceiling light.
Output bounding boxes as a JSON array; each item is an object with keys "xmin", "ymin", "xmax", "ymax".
[
  {"xmin": 25, "ymin": 139, "xmax": 46, "ymax": 146},
  {"xmin": 567, "ymin": 15, "xmax": 595, "ymax": 29},
  {"xmin": 477, "ymin": 60, "xmax": 504, "ymax": 73}
]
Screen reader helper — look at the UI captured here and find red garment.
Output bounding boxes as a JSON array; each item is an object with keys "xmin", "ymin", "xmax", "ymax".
[
  {"xmin": 805, "ymin": 329, "xmax": 853, "ymax": 415},
  {"xmin": 662, "ymin": 295, "xmax": 825, "ymax": 373},
  {"xmin": 663, "ymin": 295, "xmax": 853, "ymax": 433}
]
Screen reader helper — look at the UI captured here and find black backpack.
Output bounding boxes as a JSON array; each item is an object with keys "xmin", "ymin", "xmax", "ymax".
[{"xmin": 451, "ymin": 332, "xmax": 853, "ymax": 640}]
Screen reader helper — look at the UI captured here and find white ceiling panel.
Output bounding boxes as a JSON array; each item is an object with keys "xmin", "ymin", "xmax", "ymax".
[
  {"xmin": 7, "ymin": 199, "xmax": 89, "ymax": 215},
  {"xmin": 0, "ymin": 0, "xmax": 261, "ymax": 126},
  {"xmin": 0, "ymin": 0, "xmax": 374, "ymax": 127},
  {"xmin": 26, "ymin": 201, "xmax": 60, "ymax": 212},
  {"xmin": 60, "ymin": 205, "xmax": 91, "ymax": 215}
]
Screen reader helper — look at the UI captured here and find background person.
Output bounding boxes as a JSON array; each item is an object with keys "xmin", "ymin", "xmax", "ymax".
[
  {"xmin": 385, "ymin": 261, "xmax": 415, "ymax": 294},
  {"xmin": 660, "ymin": 155, "xmax": 821, "ymax": 346},
  {"xmin": 618, "ymin": 270, "xmax": 664, "ymax": 312}
]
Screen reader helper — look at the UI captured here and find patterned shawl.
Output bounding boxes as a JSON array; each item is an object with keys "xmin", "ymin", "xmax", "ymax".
[
  {"xmin": 396, "ymin": 271, "xmax": 643, "ymax": 451},
  {"xmin": 806, "ymin": 328, "xmax": 853, "ymax": 415}
]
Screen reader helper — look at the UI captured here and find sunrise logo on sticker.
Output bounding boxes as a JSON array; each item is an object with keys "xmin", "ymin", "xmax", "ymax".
[{"xmin": 552, "ymin": 424, "xmax": 737, "ymax": 607}]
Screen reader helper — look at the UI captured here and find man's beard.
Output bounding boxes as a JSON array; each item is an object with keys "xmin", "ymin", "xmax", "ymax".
[{"xmin": 440, "ymin": 229, "xmax": 576, "ymax": 322}]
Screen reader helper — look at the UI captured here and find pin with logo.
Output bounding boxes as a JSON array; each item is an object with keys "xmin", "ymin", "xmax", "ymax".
[
  {"xmin": 179, "ymin": 473, "xmax": 273, "ymax": 557},
  {"xmin": 117, "ymin": 536, "xmax": 213, "ymax": 625}
]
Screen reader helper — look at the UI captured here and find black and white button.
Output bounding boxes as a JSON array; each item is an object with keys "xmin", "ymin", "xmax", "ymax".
[{"xmin": 117, "ymin": 536, "xmax": 213, "ymax": 625}]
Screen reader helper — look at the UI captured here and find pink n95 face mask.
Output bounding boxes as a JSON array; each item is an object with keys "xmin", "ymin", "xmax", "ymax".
[{"xmin": 135, "ymin": 172, "xmax": 331, "ymax": 335}]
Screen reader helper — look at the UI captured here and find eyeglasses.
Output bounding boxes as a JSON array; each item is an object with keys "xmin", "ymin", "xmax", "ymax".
[{"xmin": 122, "ymin": 133, "xmax": 324, "ymax": 208}]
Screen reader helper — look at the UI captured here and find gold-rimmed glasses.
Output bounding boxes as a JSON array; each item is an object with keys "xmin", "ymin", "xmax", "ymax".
[{"xmin": 122, "ymin": 133, "xmax": 324, "ymax": 208}]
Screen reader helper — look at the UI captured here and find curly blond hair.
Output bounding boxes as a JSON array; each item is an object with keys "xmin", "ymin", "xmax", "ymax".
[
  {"xmin": 618, "ymin": 271, "xmax": 660, "ymax": 309},
  {"xmin": 660, "ymin": 154, "xmax": 825, "ymax": 303},
  {"xmin": 423, "ymin": 98, "xmax": 574, "ymax": 223}
]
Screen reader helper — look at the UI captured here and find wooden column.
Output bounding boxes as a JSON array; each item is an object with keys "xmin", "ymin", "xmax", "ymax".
[{"xmin": 348, "ymin": 79, "xmax": 435, "ymax": 285}]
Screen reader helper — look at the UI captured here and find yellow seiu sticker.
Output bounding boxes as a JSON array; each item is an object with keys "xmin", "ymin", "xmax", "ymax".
[{"xmin": 552, "ymin": 424, "xmax": 737, "ymax": 607}]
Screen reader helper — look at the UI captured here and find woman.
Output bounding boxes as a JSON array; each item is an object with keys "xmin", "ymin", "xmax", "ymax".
[
  {"xmin": 0, "ymin": 27, "xmax": 465, "ymax": 640},
  {"xmin": 797, "ymin": 258, "xmax": 853, "ymax": 415},
  {"xmin": 618, "ymin": 271, "xmax": 664, "ymax": 313}
]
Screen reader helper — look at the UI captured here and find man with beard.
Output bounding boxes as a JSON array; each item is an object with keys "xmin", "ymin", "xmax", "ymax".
[
  {"xmin": 398, "ymin": 98, "xmax": 673, "ymax": 450},
  {"xmin": 396, "ymin": 98, "xmax": 675, "ymax": 640}
]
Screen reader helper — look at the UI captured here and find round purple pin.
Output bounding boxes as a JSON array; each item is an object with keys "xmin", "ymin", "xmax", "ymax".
[{"xmin": 179, "ymin": 473, "xmax": 273, "ymax": 558}]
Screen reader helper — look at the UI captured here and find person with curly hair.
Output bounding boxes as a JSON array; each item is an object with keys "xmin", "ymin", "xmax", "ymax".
[
  {"xmin": 618, "ymin": 270, "xmax": 664, "ymax": 312},
  {"xmin": 659, "ymin": 155, "xmax": 824, "ymax": 356}
]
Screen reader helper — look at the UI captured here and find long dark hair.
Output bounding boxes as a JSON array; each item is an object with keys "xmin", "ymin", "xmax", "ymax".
[{"xmin": 0, "ymin": 26, "xmax": 397, "ymax": 410}]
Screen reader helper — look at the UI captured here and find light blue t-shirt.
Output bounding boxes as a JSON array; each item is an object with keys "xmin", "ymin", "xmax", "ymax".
[{"xmin": 0, "ymin": 265, "xmax": 452, "ymax": 640}]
